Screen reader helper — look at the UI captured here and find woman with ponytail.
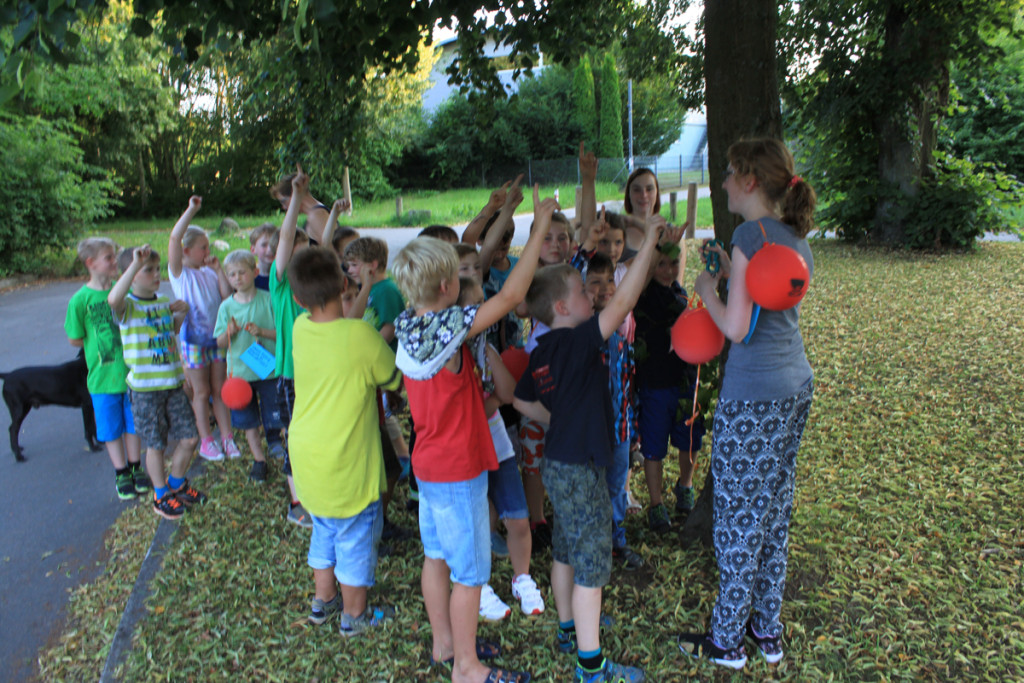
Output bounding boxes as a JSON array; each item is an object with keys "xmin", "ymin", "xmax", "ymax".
[{"xmin": 676, "ymin": 138, "xmax": 816, "ymax": 670}]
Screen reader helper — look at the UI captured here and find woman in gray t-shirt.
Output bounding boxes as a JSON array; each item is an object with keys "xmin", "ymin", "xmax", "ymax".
[{"xmin": 676, "ymin": 138, "xmax": 816, "ymax": 670}]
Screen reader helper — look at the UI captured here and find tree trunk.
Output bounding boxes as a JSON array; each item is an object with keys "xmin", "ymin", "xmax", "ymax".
[
  {"xmin": 702, "ymin": 0, "xmax": 782, "ymax": 247},
  {"xmin": 680, "ymin": 0, "xmax": 782, "ymax": 549}
]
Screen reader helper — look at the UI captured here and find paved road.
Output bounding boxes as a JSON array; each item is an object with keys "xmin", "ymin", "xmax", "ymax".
[{"xmin": 0, "ymin": 280, "xmax": 150, "ymax": 682}]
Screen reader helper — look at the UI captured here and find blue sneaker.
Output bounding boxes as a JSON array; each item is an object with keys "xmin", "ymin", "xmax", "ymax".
[
  {"xmin": 575, "ymin": 657, "xmax": 645, "ymax": 682},
  {"xmin": 339, "ymin": 605, "xmax": 396, "ymax": 637}
]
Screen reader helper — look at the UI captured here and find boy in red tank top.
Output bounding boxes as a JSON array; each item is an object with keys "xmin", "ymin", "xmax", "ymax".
[{"xmin": 392, "ymin": 187, "xmax": 557, "ymax": 683}]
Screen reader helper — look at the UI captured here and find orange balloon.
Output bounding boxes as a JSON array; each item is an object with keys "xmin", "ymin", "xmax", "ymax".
[
  {"xmin": 745, "ymin": 243, "xmax": 810, "ymax": 311},
  {"xmin": 500, "ymin": 347, "xmax": 530, "ymax": 383},
  {"xmin": 671, "ymin": 308, "xmax": 725, "ymax": 365},
  {"xmin": 221, "ymin": 376, "xmax": 253, "ymax": 410}
]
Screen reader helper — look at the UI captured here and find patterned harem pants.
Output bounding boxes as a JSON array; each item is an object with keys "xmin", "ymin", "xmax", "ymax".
[{"xmin": 710, "ymin": 379, "xmax": 813, "ymax": 648}]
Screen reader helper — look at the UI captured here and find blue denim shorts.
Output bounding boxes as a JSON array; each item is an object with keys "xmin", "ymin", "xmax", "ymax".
[
  {"xmin": 639, "ymin": 385, "xmax": 706, "ymax": 461},
  {"xmin": 417, "ymin": 471, "xmax": 491, "ymax": 586},
  {"xmin": 307, "ymin": 499, "xmax": 383, "ymax": 587},
  {"xmin": 229, "ymin": 378, "xmax": 283, "ymax": 431},
  {"xmin": 488, "ymin": 457, "xmax": 528, "ymax": 520},
  {"xmin": 91, "ymin": 393, "xmax": 135, "ymax": 442}
]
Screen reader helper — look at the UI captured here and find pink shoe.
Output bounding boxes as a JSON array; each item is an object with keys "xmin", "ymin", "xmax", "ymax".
[
  {"xmin": 222, "ymin": 439, "xmax": 242, "ymax": 459},
  {"xmin": 199, "ymin": 436, "xmax": 224, "ymax": 462}
]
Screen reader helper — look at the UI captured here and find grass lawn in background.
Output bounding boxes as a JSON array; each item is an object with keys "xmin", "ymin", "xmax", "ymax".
[{"xmin": 37, "ymin": 240, "xmax": 1023, "ymax": 681}]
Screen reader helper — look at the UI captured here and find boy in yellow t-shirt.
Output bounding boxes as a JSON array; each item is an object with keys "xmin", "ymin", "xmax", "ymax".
[{"xmin": 286, "ymin": 247, "xmax": 403, "ymax": 636}]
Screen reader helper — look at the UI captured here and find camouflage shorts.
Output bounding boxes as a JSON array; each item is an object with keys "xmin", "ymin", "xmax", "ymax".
[
  {"xmin": 129, "ymin": 387, "xmax": 198, "ymax": 451},
  {"xmin": 540, "ymin": 458, "xmax": 613, "ymax": 588}
]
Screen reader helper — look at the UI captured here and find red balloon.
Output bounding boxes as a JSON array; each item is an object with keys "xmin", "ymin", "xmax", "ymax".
[
  {"xmin": 671, "ymin": 307, "xmax": 725, "ymax": 365},
  {"xmin": 500, "ymin": 347, "xmax": 530, "ymax": 383},
  {"xmin": 221, "ymin": 376, "xmax": 253, "ymax": 410},
  {"xmin": 745, "ymin": 243, "xmax": 810, "ymax": 311}
]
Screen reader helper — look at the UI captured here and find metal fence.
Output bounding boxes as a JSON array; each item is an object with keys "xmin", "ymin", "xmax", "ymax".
[{"xmin": 484, "ymin": 153, "xmax": 708, "ymax": 190}]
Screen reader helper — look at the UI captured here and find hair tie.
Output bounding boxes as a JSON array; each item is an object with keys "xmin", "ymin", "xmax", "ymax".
[{"xmin": 788, "ymin": 175, "xmax": 802, "ymax": 189}]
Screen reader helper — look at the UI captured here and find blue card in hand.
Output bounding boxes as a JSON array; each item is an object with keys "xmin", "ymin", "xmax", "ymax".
[{"xmin": 239, "ymin": 342, "xmax": 276, "ymax": 380}]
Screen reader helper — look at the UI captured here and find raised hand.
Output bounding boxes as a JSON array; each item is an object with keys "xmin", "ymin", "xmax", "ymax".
[
  {"xmin": 187, "ymin": 195, "xmax": 202, "ymax": 212},
  {"xmin": 291, "ymin": 163, "xmax": 310, "ymax": 197},
  {"xmin": 332, "ymin": 198, "xmax": 351, "ymax": 214},
  {"xmin": 133, "ymin": 244, "xmax": 152, "ymax": 264},
  {"xmin": 488, "ymin": 179, "xmax": 513, "ymax": 213},
  {"xmin": 579, "ymin": 141, "xmax": 598, "ymax": 182},
  {"xmin": 504, "ymin": 174, "xmax": 525, "ymax": 211}
]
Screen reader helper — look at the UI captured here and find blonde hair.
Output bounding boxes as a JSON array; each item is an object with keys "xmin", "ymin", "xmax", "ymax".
[
  {"xmin": 392, "ymin": 237, "xmax": 459, "ymax": 309},
  {"xmin": 77, "ymin": 237, "xmax": 117, "ymax": 264},
  {"xmin": 525, "ymin": 264, "xmax": 578, "ymax": 327},
  {"xmin": 223, "ymin": 249, "xmax": 257, "ymax": 271},
  {"xmin": 182, "ymin": 225, "xmax": 208, "ymax": 249}
]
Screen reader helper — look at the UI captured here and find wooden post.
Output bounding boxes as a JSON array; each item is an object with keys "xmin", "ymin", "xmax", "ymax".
[
  {"xmin": 396, "ymin": 195, "xmax": 403, "ymax": 219},
  {"xmin": 669, "ymin": 192, "xmax": 678, "ymax": 223},
  {"xmin": 685, "ymin": 182, "xmax": 697, "ymax": 238},
  {"xmin": 342, "ymin": 166, "xmax": 353, "ymax": 215}
]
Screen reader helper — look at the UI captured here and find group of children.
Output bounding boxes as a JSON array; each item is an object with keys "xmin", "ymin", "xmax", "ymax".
[{"xmin": 65, "ymin": 140, "xmax": 761, "ymax": 683}]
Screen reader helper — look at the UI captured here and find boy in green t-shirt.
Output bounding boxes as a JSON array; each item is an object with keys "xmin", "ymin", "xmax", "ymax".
[
  {"xmin": 215, "ymin": 250, "xmax": 282, "ymax": 483},
  {"xmin": 287, "ymin": 247, "xmax": 403, "ymax": 634},
  {"xmin": 64, "ymin": 237, "xmax": 151, "ymax": 500},
  {"xmin": 270, "ymin": 166, "xmax": 313, "ymax": 528}
]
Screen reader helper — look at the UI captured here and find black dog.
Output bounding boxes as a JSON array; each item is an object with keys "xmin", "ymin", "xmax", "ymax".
[{"xmin": 1, "ymin": 349, "xmax": 101, "ymax": 462}]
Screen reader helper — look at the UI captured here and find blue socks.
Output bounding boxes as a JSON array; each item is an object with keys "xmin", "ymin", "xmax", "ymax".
[
  {"xmin": 154, "ymin": 485, "xmax": 169, "ymax": 500},
  {"xmin": 167, "ymin": 475, "xmax": 184, "ymax": 491}
]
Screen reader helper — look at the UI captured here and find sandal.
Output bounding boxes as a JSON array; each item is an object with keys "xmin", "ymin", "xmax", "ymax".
[
  {"xmin": 626, "ymin": 490, "xmax": 642, "ymax": 515},
  {"xmin": 485, "ymin": 668, "xmax": 532, "ymax": 683},
  {"xmin": 429, "ymin": 637, "xmax": 503, "ymax": 667}
]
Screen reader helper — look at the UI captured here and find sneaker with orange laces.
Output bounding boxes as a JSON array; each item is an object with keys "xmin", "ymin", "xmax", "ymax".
[
  {"xmin": 171, "ymin": 479, "xmax": 207, "ymax": 506},
  {"xmin": 153, "ymin": 491, "xmax": 185, "ymax": 519}
]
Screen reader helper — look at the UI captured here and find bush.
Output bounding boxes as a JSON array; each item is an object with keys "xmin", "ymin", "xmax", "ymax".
[{"xmin": 0, "ymin": 113, "xmax": 116, "ymax": 276}]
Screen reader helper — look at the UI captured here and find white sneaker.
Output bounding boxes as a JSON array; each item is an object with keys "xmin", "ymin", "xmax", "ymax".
[
  {"xmin": 511, "ymin": 574, "xmax": 545, "ymax": 616},
  {"xmin": 222, "ymin": 438, "xmax": 242, "ymax": 459},
  {"xmin": 478, "ymin": 583, "xmax": 511, "ymax": 621}
]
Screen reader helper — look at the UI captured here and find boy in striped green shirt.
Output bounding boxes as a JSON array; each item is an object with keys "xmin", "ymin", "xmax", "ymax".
[{"xmin": 109, "ymin": 245, "xmax": 206, "ymax": 520}]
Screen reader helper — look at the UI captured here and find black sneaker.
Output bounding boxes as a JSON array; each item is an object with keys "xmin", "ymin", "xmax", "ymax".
[
  {"xmin": 171, "ymin": 479, "xmax": 207, "ymax": 506},
  {"xmin": 115, "ymin": 471, "xmax": 137, "ymax": 500},
  {"xmin": 746, "ymin": 621, "xmax": 784, "ymax": 663},
  {"xmin": 612, "ymin": 545, "xmax": 644, "ymax": 571},
  {"xmin": 673, "ymin": 481, "xmax": 695, "ymax": 514},
  {"xmin": 249, "ymin": 461, "xmax": 268, "ymax": 483},
  {"xmin": 648, "ymin": 504, "xmax": 671, "ymax": 533},
  {"xmin": 130, "ymin": 464, "xmax": 152, "ymax": 494},
  {"xmin": 152, "ymin": 491, "xmax": 185, "ymax": 520},
  {"xmin": 676, "ymin": 632, "xmax": 747, "ymax": 670}
]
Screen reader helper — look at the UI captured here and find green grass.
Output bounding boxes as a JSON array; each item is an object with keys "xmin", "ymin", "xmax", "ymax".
[{"xmin": 39, "ymin": 240, "xmax": 1024, "ymax": 682}]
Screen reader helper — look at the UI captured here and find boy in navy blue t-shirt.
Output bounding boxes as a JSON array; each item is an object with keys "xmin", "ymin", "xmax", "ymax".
[{"xmin": 513, "ymin": 220, "xmax": 661, "ymax": 683}]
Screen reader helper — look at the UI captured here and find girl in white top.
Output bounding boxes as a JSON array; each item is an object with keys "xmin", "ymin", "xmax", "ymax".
[{"xmin": 168, "ymin": 196, "xmax": 238, "ymax": 461}]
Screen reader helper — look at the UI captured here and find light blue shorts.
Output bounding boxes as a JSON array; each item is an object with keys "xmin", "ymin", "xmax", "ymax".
[
  {"xmin": 91, "ymin": 393, "xmax": 135, "ymax": 443},
  {"xmin": 307, "ymin": 499, "xmax": 383, "ymax": 588},
  {"xmin": 417, "ymin": 471, "xmax": 491, "ymax": 586}
]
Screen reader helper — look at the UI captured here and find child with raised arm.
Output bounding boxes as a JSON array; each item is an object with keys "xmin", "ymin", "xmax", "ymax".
[
  {"xmin": 287, "ymin": 247, "xmax": 402, "ymax": 635},
  {"xmin": 109, "ymin": 245, "xmax": 204, "ymax": 520},
  {"xmin": 214, "ymin": 250, "xmax": 283, "ymax": 482},
  {"xmin": 390, "ymin": 186, "xmax": 557, "ymax": 683},
  {"xmin": 270, "ymin": 165, "xmax": 314, "ymax": 528},
  {"xmin": 65, "ymin": 237, "xmax": 150, "ymax": 500},
  {"xmin": 167, "ymin": 196, "xmax": 238, "ymax": 462},
  {"xmin": 512, "ymin": 216, "xmax": 663, "ymax": 683}
]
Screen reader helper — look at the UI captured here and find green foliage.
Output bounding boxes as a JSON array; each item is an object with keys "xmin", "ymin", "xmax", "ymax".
[
  {"xmin": 571, "ymin": 55, "xmax": 598, "ymax": 150},
  {"xmin": 945, "ymin": 29, "xmax": 1024, "ymax": 181},
  {"xmin": 597, "ymin": 52, "xmax": 623, "ymax": 158},
  {"xmin": 784, "ymin": 0, "xmax": 1020, "ymax": 248},
  {"xmin": 0, "ymin": 112, "xmax": 115, "ymax": 275},
  {"xmin": 896, "ymin": 153, "xmax": 1022, "ymax": 249}
]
